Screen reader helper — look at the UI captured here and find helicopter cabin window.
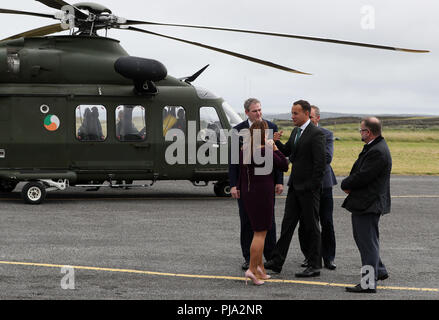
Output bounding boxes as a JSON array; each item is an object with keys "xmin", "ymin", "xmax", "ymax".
[
  {"xmin": 116, "ymin": 105, "xmax": 146, "ymax": 141},
  {"xmin": 76, "ymin": 105, "xmax": 107, "ymax": 141},
  {"xmin": 163, "ymin": 106, "xmax": 186, "ymax": 137},
  {"xmin": 199, "ymin": 107, "xmax": 227, "ymax": 144}
]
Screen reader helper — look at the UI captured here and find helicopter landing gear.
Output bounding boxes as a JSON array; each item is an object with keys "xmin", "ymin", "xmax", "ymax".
[
  {"xmin": 214, "ymin": 181, "xmax": 231, "ymax": 197},
  {"xmin": 20, "ymin": 179, "xmax": 68, "ymax": 204},
  {"xmin": 21, "ymin": 181, "xmax": 47, "ymax": 205}
]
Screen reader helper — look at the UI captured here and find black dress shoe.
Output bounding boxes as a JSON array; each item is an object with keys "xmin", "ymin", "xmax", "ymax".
[
  {"xmin": 241, "ymin": 261, "xmax": 249, "ymax": 270},
  {"xmin": 301, "ymin": 259, "xmax": 309, "ymax": 268},
  {"xmin": 345, "ymin": 284, "xmax": 376, "ymax": 293},
  {"xmin": 295, "ymin": 267, "xmax": 320, "ymax": 278},
  {"xmin": 377, "ymin": 273, "xmax": 389, "ymax": 281},
  {"xmin": 324, "ymin": 260, "xmax": 337, "ymax": 270},
  {"xmin": 264, "ymin": 260, "xmax": 282, "ymax": 273}
]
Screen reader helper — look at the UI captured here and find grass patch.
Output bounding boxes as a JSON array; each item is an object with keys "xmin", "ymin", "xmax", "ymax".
[{"xmin": 276, "ymin": 117, "xmax": 439, "ymax": 176}]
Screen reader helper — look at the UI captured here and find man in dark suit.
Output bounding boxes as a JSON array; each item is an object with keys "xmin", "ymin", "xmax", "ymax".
[
  {"xmin": 341, "ymin": 117, "xmax": 391, "ymax": 293},
  {"xmin": 299, "ymin": 105, "xmax": 337, "ymax": 271},
  {"xmin": 265, "ymin": 100, "xmax": 326, "ymax": 277},
  {"xmin": 228, "ymin": 98, "xmax": 284, "ymax": 270}
]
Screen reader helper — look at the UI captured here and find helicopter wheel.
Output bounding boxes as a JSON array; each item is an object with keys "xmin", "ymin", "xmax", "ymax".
[
  {"xmin": 21, "ymin": 182, "xmax": 47, "ymax": 205},
  {"xmin": 214, "ymin": 181, "xmax": 231, "ymax": 197}
]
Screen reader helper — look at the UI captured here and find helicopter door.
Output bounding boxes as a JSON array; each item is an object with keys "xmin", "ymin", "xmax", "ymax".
[
  {"xmin": 161, "ymin": 106, "xmax": 187, "ymax": 179},
  {"xmin": 71, "ymin": 104, "xmax": 109, "ymax": 171},
  {"xmin": 113, "ymin": 104, "xmax": 152, "ymax": 173},
  {"xmin": 70, "ymin": 103, "xmax": 153, "ymax": 174}
]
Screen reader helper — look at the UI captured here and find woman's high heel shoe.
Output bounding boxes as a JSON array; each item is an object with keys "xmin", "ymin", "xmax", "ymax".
[
  {"xmin": 257, "ymin": 266, "xmax": 271, "ymax": 280},
  {"xmin": 245, "ymin": 269, "xmax": 264, "ymax": 286}
]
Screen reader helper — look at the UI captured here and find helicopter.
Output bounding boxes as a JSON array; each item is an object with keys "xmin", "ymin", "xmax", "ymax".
[{"xmin": 0, "ymin": 0, "xmax": 429, "ymax": 204}]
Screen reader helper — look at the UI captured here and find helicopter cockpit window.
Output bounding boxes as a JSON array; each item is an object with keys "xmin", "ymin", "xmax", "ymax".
[
  {"xmin": 222, "ymin": 102, "xmax": 243, "ymax": 128},
  {"xmin": 116, "ymin": 105, "xmax": 146, "ymax": 141},
  {"xmin": 76, "ymin": 105, "xmax": 107, "ymax": 141},
  {"xmin": 163, "ymin": 106, "xmax": 186, "ymax": 137},
  {"xmin": 199, "ymin": 106, "xmax": 227, "ymax": 144}
]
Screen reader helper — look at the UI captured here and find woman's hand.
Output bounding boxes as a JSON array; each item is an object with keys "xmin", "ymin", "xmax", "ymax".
[
  {"xmin": 266, "ymin": 139, "xmax": 278, "ymax": 151},
  {"xmin": 231, "ymin": 186, "xmax": 240, "ymax": 199}
]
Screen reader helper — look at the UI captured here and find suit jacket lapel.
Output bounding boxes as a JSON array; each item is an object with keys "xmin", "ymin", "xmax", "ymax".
[{"xmin": 294, "ymin": 123, "xmax": 311, "ymax": 150}]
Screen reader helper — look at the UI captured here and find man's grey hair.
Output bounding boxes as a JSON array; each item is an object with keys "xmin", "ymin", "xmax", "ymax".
[
  {"xmin": 244, "ymin": 98, "xmax": 260, "ymax": 112},
  {"xmin": 311, "ymin": 105, "xmax": 320, "ymax": 117}
]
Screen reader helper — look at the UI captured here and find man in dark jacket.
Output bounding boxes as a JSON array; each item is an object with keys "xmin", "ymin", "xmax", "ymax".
[
  {"xmin": 299, "ymin": 105, "xmax": 337, "ymax": 271},
  {"xmin": 341, "ymin": 117, "xmax": 392, "ymax": 293},
  {"xmin": 265, "ymin": 100, "xmax": 326, "ymax": 277},
  {"xmin": 228, "ymin": 98, "xmax": 284, "ymax": 270}
]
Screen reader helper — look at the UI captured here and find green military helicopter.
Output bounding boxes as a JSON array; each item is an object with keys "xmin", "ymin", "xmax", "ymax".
[{"xmin": 0, "ymin": 0, "xmax": 428, "ymax": 204}]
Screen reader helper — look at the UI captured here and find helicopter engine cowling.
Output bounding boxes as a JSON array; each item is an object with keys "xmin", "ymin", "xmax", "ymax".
[{"xmin": 114, "ymin": 56, "xmax": 167, "ymax": 95}]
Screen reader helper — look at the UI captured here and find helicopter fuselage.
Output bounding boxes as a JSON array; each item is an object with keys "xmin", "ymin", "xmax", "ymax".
[{"xmin": 0, "ymin": 36, "xmax": 240, "ymax": 202}]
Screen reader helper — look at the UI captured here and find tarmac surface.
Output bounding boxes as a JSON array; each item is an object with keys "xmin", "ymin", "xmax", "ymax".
[{"xmin": 0, "ymin": 176, "xmax": 438, "ymax": 301}]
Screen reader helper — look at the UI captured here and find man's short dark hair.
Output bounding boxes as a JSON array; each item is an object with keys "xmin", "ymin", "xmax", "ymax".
[
  {"xmin": 293, "ymin": 100, "xmax": 311, "ymax": 114},
  {"xmin": 244, "ymin": 98, "xmax": 260, "ymax": 112},
  {"xmin": 362, "ymin": 117, "xmax": 382, "ymax": 136}
]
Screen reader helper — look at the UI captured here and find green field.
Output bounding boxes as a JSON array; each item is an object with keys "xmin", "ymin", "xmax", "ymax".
[{"xmin": 275, "ymin": 116, "xmax": 439, "ymax": 176}]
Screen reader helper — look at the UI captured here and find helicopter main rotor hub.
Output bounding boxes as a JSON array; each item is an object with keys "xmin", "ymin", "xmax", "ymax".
[{"xmin": 54, "ymin": 2, "xmax": 124, "ymax": 35}]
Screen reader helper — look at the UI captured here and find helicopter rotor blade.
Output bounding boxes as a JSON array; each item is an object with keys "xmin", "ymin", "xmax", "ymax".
[
  {"xmin": 123, "ymin": 20, "xmax": 429, "ymax": 53},
  {"xmin": 35, "ymin": 0, "xmax": 89, "ymax": 20},
  {"xmin": 0, "ymin": 8, "xmax": 55, "ymax": 19},
  {"xmin": 123, "ymin": 26, "xmax": 311, "ymax": 75},
  {"xmin": 0, "ymin": 23, "xmax": 65, "ymax": 42},
  {"xmin": 35, "ymin": 0, "xmax": 72, "ymax": 10}
]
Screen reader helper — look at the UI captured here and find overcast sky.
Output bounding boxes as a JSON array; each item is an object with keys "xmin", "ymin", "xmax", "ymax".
[{"xmin": 1, "ymin": 0, "xmax": 437, "ymax": 115}]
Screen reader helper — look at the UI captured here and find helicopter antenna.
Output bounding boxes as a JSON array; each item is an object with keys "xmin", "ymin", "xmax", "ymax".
[{"xmin": 180, "ymin": 65, "xmax": 210, "ymax": 84}]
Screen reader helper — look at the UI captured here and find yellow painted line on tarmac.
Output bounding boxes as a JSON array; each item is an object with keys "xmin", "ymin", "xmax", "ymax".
[{"xmin": 0, "ymin": 260, "xmax": 437, "ymax": 293}]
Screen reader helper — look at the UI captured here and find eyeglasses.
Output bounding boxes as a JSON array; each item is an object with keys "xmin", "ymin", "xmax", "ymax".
[{"xmin": 359, "ymin": 128, "xmax": 369, "ymax": 133}]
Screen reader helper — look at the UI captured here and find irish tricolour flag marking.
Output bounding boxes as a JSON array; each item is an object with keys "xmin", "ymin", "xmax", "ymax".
[{"xmin": 44, "ymin": 115, "xmax": 60, "ymax": 131}]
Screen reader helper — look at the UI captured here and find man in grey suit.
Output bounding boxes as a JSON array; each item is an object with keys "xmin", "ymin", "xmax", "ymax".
[
  {"xmin": 299, "ymin": 105, "xmax": 337, "ymax": 270},
  {"xmin": 341, "ymin": 117, "xmax": 391, "ymax": 293}
]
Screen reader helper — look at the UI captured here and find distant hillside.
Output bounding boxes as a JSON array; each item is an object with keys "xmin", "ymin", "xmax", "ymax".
[
  {"xmin": 263, "ymin": 112, "xmax": 434, "ymax": 121},
  {"xmin": 320, "ymin": 116, "xmax": 439, "ymax": 129},
  {"xmin": 264, "ymin": 112, "xmax": 364, "ymax": 120},
  {"xmin": 274, "ymin": 116, "xmax": 439, "ymax": 130}
]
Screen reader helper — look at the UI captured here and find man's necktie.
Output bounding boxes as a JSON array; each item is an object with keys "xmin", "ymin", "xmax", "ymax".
[{"xmin": 294, "ymin": 128, "xmax": 302, "ymax": 146}]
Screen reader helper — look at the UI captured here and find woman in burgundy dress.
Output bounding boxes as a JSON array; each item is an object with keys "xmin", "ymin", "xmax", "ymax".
[{"xmin": 237, "ymin": 120, "xmax": 289, "ymax": 285}]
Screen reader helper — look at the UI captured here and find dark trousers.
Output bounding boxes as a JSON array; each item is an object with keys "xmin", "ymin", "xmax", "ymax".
[
  {"xmin": 271, "ymin": 187, "xmax": 322, "ymax": 269},
  {"xmin": 351, "ymin": 213, "xmax": 387, "ymax": 286},
  {"xmin": 299, "ymin": 187, "xmax": 336, "ymax": 262},
  {"xmin": 238, "ymin": 198, "xmax": 276, "ymax": 262}
]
